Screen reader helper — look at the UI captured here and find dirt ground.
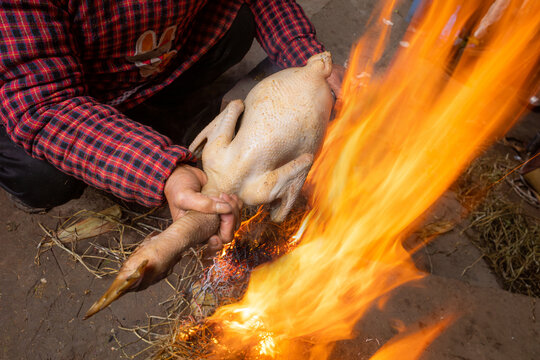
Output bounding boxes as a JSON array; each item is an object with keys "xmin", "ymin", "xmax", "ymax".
[{"xmin": 1, "ymin": 1, "xmax": 539, "ymax": 359}]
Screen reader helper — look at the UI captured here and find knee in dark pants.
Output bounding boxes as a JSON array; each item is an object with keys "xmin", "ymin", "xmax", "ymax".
[
  {"xmin": 0, "ymin": 127, "xmax": 86, "ymax": 209},
  {"xmin": 8, "ymin": 162, "xmax": 87, "ymax": 209}
]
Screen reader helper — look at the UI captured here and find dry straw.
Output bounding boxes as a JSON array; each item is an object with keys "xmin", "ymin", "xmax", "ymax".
[{"xmin": 455, "ymin": 148, "xmax": 540, "ymax": 297}]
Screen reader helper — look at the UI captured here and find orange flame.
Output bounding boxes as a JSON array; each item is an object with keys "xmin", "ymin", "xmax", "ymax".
[
  {"xmin": 369, "ymin": 318, "xmax": 452, "ymax": 360},
  {"xmin": 209, "ymin": 0, "xmax": 540, "ymax": 358}
]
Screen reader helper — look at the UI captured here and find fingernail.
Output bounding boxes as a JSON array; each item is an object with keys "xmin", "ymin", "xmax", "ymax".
[{"xmin": 216, "ymin": 202, "xmax": 230, "ymax": 212}]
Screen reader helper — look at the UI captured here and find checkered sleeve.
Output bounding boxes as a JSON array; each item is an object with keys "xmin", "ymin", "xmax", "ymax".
[
  {"xmin": 0, "ymin": 1, "xmax": 194, "ymax": 207},
  {"xmin": 247, "ymin": 0, "xmax": 326, "ymax": 68}
]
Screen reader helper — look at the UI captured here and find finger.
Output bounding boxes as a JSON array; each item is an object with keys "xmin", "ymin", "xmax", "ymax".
[
  {"xmin": 220, "ymin": 193, "xmax": 243, "ymax": 211},
  {"xmin": 214, "ymin": 193, "xmax": 242, "ymax": 217},
  {"xmin": 234, "ymin": 194, "xmax": 244, "ymax": 230},
  {"xmin": 219, "ymin": 193, "xmax": 242, "ymax": 222},
  {"xmin": 187, "ymin": 165, "xmax": 209, "ymax": 187},
  {"xmin": 178, "ymin": 190, "xmax": 232, "ymax": 214},
  {"xmin": 230, "ymin": 194, "xmax": 243, "ymax": 212},
  {"xmin": 327, "ymin": 65, "xmax": 345, "ymax": 98},
  {"xmin": 205, "ymin": 235, "xmax": 223, "ymax": 258},
  {"xmin": 328, "ymin": 78, "xmax": 342, "ymax": 99},
  {"xmin": 216, "ymin": 194, "xmax": 243, "ymax": 243},
  {"xmin": 218, "ymin": 212, "xmax": 236, "ymax": 244},
  {"xmin": 227, "ymin": 194, "xmax": 243, "ymax": 230}
]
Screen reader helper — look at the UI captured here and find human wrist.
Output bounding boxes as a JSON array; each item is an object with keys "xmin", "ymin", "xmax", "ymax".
[
  {"xmin": 142, "ymin": 147, "xmax": 195, "ymax": 207},
  {"xmin": 278, "ymin": 37, "xmax": 325, "ymax": 68}
]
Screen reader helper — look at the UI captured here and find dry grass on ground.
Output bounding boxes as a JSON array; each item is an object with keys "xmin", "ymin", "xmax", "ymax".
[{"xmin": 454, "ymin": 148, "xmax": 540, "ymax": 297}]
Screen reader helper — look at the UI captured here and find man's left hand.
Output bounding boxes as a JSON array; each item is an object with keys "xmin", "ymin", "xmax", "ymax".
[{"xmin": 327, "ymin": 64, "xmax": 346, "ymax": 99}]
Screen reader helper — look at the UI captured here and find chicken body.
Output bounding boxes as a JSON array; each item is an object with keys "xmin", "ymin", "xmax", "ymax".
[{"xmin": 192, "ymin": 51, "xmax": 334, "ymax": 221}]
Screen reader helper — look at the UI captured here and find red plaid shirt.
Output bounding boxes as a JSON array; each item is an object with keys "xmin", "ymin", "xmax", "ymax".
[{"xmin": 0, "ymin": 0, "xmax": 324, "ymax": 206}]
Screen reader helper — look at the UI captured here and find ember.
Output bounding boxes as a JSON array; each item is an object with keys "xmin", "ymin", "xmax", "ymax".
[{"xmin": 206, "ymin": 204, "xmax": 307, "ymax": 295}]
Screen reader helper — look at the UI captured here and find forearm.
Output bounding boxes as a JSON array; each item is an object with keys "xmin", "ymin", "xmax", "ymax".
[
  {"xmin": 3, "ymin": 93, "xmax": 194, "ymax": 206},
  {"xmin": 0, "ymin": 1, "xmax": 193, "ymax": 207},
  {"xmin": 246, "ymin": 0, "xmax": 325, "ymax": 68}
]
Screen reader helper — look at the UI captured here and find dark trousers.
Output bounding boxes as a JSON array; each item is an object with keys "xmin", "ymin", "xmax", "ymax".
[{"xmin": 0, "ymin": 5, "xmax": 255, "ymax": 209}]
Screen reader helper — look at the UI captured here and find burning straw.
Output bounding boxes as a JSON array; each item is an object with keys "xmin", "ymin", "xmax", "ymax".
[
  {"xmin": 149, "ymin": 204, "xmax": 308, "ymax": 359},
  {"xmin": 35, "ymin": 199, "xmax": 308, "ymax": 358}
]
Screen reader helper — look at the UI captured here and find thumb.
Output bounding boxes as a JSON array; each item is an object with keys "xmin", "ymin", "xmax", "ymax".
[
  {"xmin": 204, "ymin": 235, "xmax": 224, "ymax": 259},
  {"xmin": 179, "ymin": 190, "xmax": 233, "ymax": 214}
]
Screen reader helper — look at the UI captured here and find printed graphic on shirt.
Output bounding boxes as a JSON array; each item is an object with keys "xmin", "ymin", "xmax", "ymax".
[{"xmin": 126, "ymin": 26, "xmax": 178, "ymax": 78}]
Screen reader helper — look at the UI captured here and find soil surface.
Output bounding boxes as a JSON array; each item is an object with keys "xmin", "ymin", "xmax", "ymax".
[{"xmin": 1, "ymin": 1, "xmax": 539, "ymax": 359}]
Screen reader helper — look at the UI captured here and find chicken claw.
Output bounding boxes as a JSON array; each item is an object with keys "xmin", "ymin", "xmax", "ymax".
[
  {"xmin": 84, "ymin": 212, "xmax": 220, "ymax": 319},
  {"xmin": 84, "ymin": 259, "xmax": 148, "ymax": 319}
]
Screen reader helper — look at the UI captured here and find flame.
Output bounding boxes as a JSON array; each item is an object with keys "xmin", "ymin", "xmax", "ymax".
[
  {"xmin": 208, "ymin": 0, "xmax": 540, "ymax": 358},
  {"xmin": 217, "ymin": 205, "xmax": 266, "ymax": 259},
  {"xmin": 369, "ymin": 318, "xmax": 452, "ymax": 360}
]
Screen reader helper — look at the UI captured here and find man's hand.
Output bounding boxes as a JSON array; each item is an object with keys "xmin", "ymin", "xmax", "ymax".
[
  {"xmin": 164, "ymin": 164, "xmax": 243, "ymax": 255},
  {"xmin": 327, "ymin": 64, "xmax": 346, "ymax": 99}
]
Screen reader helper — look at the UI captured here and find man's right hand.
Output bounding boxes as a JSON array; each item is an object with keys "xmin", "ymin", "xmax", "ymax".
[{"xmin": 164, "ymin": 164, "xmax": 243, "ymax": 254}]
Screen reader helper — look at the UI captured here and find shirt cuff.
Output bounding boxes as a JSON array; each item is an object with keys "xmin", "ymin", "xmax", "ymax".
[
  {"xmin": 276, "ymin": 36, "xmax": 326, "ymax": 68},
  {"xmin": 112, "ymin": 142, "xmax": 196, "ymax": 208}
]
